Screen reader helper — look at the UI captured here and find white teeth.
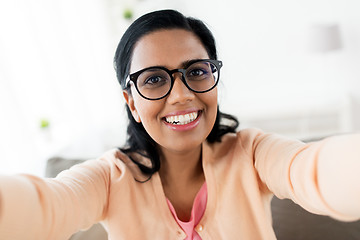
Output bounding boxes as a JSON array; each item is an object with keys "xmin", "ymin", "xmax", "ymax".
[{"xmin": 165, "ymin": 112, "xmax": 199, "ymax": 125}]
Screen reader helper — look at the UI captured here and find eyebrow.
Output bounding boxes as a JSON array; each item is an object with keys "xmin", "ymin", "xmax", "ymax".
[
  {"xmin": 179, "ymin": 58, "xmax": 205, "ymax": 68},
  {"xmin": 150, "ymin": 58, "xmax": 207, "ymax": 70}
]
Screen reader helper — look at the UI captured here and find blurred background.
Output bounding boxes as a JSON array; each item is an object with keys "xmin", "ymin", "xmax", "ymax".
[{"xmin": 0, "ymin": 0, "xmax": 359, "ymax": 176}]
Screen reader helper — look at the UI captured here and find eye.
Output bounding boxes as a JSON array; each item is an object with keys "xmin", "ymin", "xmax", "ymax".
[
  {"xmin": 137, "ymin": 68, "xmax": 170, "ymax": 89},
  {"xmin": 145, "ymin": 76, "xmax": 163, "ymax": 85},
  {"xmin": 188, "ymin": 68, "xmax": 206, "ymax": 77},
  {"xmin": 141, "ymin": 74, "xmax": 169, "ymax": 89}
]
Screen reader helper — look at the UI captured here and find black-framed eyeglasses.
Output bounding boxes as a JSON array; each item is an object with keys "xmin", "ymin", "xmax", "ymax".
[{"xmin": 125, "ymin": 59, "xmax": 223, "ymax": 100}]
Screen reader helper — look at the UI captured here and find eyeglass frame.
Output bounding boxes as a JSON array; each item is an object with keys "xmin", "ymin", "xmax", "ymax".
[{"xmin": 125, "ymin": 59, "xmax": 223, "ymax": 100}]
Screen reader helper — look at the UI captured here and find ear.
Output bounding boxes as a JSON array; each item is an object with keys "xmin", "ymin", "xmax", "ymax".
[{"xmin": 123, "ymin": 90, "xmax": 141, "ymax": 123}]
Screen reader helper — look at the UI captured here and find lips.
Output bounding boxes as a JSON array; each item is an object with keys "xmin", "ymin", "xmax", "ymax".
[{"xmin": 164, "ymin": 111, "xmax": 199, "ymax": 125}]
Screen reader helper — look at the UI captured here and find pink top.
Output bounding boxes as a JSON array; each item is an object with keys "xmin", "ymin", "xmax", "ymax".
[{"xmin": 166, "ymin": 183, "xmax": 207, "ymax": 240}]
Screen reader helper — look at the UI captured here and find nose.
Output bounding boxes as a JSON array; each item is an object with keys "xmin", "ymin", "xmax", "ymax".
[{"xmin": 166, "ymin": 73, "xmax": 195, "ymax": 104}]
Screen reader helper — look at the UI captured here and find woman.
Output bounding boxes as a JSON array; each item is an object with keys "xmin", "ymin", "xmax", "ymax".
[{"xmin": 1, "ymin": 9, "xmax": 360, "ymax": 240}]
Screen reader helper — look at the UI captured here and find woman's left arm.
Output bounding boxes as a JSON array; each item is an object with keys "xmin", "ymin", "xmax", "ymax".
[
  {"xmin": 312, "ymin": 134, "xmax": 360, "ymax": 220},
  {"xmin": 252, "ymin": 130, "xmax": 360, "ymax": 221}
]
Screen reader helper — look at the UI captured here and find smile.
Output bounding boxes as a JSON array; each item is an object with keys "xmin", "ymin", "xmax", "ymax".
[{"xmin": 164, "ymin": 111, "xmax": 200, "ymax": 125}]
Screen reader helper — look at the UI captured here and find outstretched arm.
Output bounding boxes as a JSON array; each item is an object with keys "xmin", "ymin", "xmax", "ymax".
[
  {"xmin": 0, "ymin": 154, "xmax": 113, "ymax": 240},
  {"xmin": 250, "ymin": 129, "xmax": 360, "ymax": 221}
]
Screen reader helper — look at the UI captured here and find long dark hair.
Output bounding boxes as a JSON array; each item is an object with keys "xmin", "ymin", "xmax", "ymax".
[{"xmin": 114, "ymin": 9, "xmax": 239, "ymax": 175}]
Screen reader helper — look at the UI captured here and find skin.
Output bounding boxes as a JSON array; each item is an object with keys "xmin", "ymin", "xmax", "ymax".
[{"xmin": 123, "ymin": 29, "xmax": 218, "ymax": 221}]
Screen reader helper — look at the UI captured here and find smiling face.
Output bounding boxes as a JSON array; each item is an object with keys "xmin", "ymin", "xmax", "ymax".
[{"xmin": 123, "ymin": 29, "xmax": 218, "ymax": 155}]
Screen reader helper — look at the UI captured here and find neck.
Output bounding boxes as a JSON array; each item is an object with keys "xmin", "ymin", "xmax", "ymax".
[{"xmin": 158, "ymin": 145, "xmax": 204, "ymax": 189}]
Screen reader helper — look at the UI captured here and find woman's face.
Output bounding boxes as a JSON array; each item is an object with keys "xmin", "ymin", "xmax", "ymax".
[{"xmin": 123, "ymin": 29, "xmax": 218, "ymax": 155}]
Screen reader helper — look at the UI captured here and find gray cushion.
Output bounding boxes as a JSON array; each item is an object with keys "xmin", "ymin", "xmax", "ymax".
[{"xmin": 272, "ymin": 197, "xmax": 360, "ymax": 239}]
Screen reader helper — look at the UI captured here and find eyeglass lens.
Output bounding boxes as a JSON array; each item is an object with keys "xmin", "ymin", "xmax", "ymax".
[{"xmin": 135, "ymin": 60, "xmax": 219, "ymax": 99}]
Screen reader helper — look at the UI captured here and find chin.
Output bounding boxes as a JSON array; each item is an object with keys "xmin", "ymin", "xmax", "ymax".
[{"xmin": 160, "ymin": 139, "xmax": 203, "ymax": 153}]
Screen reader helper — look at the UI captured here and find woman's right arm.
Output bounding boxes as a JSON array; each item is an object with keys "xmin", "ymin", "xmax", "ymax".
[{"xmin": 0, "ymin": 151, "xmax": 118, "ymax": 240}]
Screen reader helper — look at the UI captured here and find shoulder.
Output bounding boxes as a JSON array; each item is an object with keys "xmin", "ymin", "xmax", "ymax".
[
  {"xmin": 204, "ymin": 128, "xmax": 299, "ymax": 164},
  {"xmin": 235, "ymin": 128, "xmax": 306, "ymax": 156},
  {"xmin": 97, "ymin": 149, "xmax": 152, "ymax": 183}
]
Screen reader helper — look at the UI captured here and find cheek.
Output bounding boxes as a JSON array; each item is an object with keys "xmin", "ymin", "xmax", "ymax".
[
  {"xmin": 133, "ymin": 97, "xmax": 162, "ymax": 123},
  {"xmin": 205, "ymin": 89, "xmax": 218, "ymax": 112},
  {"xmin": 135, "ymin": 102, "xmax": 150, "ymax": 121},
  {"xmin": 134, "ymin": 100, "xmax": 164, "ymax": 142},
  {"xmin": 207, "ymin": 90, "xmax": 218, "ymax": 125}
]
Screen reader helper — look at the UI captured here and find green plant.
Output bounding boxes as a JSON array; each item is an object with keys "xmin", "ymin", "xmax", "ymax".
[
  {"xmin": 123, "ymin": 8, "xmax": 133, "ymax": 20},
  {"xmin": 40, "ymin": 118, "xmax": 50, "ymax": 129}
]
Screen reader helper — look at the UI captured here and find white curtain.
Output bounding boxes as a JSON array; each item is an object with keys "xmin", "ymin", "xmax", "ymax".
[{"xmin": 0, "ymin": 0, "xmax": 127, "ymax": 176}]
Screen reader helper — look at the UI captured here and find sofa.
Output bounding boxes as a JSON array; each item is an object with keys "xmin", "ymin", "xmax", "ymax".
[{"xmin": 46, "ymin": 157, "xmax": 360, "ymax": 240}]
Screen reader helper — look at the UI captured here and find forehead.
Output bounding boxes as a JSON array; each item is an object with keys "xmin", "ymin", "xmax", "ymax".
[{"xmin": 130, "ymin": 29, "xmax": 209, "ymax": 72}]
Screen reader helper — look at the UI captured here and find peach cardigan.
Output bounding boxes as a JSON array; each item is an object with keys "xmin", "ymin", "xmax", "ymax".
[{"xmin": 1, "ymin": 128, "xmax": 360, "ymax": 239}]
